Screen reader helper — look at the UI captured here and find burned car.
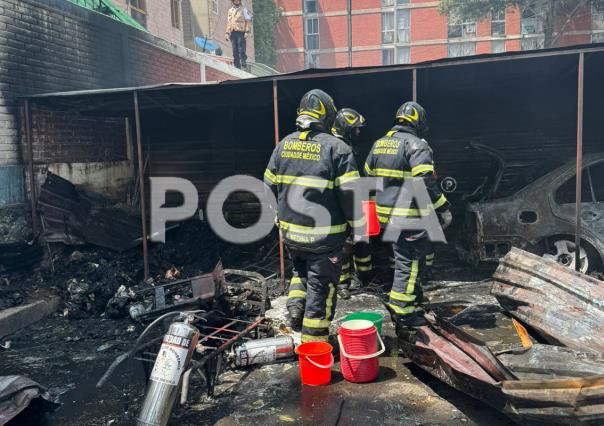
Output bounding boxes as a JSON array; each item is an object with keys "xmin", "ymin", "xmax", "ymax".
[{"xmin": 458, "ymin": 152, "xmax": 604, "ymax": 273}]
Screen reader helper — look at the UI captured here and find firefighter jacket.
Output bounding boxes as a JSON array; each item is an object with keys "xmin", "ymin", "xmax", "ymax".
[
  {"xmin": 364, "ymin": 126, "xmax": 449, "ymax": 225},
  {"xmin": 264, "ymin": 130, "xmax": 365, "ymax": 253},
  {"xmin": 227, "ymin": 5, "xmax": 251, "ymax": 34}
]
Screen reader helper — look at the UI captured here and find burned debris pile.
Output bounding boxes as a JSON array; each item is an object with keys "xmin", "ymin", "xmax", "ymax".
[{"xmin": 401, "ymin": 248, "xmax": 604, "ymax": 425}]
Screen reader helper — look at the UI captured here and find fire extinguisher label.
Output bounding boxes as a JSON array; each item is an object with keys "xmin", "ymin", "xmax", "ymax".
[
  {"xmin": 150, "ymin": 341, "xmax": 189, "ymax": 386},
  {"xmin": 241, "ymin": 346, "xmax": 276, "ymax": 366}
]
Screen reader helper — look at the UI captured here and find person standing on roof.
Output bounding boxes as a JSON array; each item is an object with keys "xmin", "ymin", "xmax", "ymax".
[
  {"xmin": 364, "ymin": 102, "xmax": 451, "ymax": 335},
  {"xmin": 226, "ymin": 0, "xmax": 252, "ymax": 69},
  {"xmin": 264, "ymin": 90, "xmax": 365, "ymax": 343},
  {"xmin": 331, "ymin": 108, "xmax": 373, "ymax": 299}
]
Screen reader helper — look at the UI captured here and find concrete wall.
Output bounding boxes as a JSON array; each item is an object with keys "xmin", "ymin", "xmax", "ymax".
[{"xmin": 0, "ymin": 0, "xmax": 250, "ymax": 206}]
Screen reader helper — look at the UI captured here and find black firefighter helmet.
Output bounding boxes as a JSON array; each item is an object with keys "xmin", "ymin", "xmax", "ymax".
[
  {"xmin": 296, "ymin": 89, "xmax": 338, "ymax": 132},
  {"xmin": 395, "ymin": 101, "xmax": 428, "ymax": 137},
  {"xmin": 331, "ymin": 108, "xmax": 366, "ymax": 144}
]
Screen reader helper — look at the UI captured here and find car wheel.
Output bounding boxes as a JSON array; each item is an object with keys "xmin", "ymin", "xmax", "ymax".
[{"xmin": 542, "ymin": 239, "xmax": 589, "ymax": 273}]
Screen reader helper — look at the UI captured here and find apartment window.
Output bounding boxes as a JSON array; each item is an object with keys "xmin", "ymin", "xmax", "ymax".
[
  {"xmin": 305, "ymin": 18, "xmax": 320, "ymax": 50},
  {"xmin": 130, "ymin": 0, "xmax": 146, "ymax": 12},
  {"xmin": 521, "ymin": 37, "xmax": 544, "ymax": 51},
  {"xmin": 594, "ymin": 33, "xmax": 604, "ymax": 43},
  {"xmin": 397, "ymin": 0, "xmax": 410, "ymax": 4},
  {"xmin": 211, "ymin": 0, "xmax": 218, "ymax": 14},
  {"xmin": 304, "ymin": 0, "xmax": 318, "ymax": 14},
  {"xmin": 396, "ymin": 47, "xmax": 410, "ymax": 64},
  {"xmin": 306, "ymin": 52, "xmax": 320, "ymax": 68},
  {"xmin": 382, "ymin": 0, "xmax": 395, "ymax": 7},
  {"xmin": 382, "ymin": 48, "xmax": 395, "ymax": 65},
  {"xmin": 521, "ymin": 6, "xmax": 543, "ymax": 34},
  {"xmin": 129, "ymin": 0, "xmax": 146, "ymax": 27},
  {"xmin": 492, "ymin": 40, "xmax": 506, "ymax": 53},
  {"xmin": 491, "ymin": 9, "xmax": 505, "ymax": 35},
  {"xmin": 448, "ymin": 20, "xmax": 476, "ymax": 38},
  {"xmin": 170, "ymin": 0, "xmax": 181, "ymax": 29},
  {"xmin": 397, "ymin": 9, "xmax": 410, "ymax": 43},
  {"xmin": 448, "ymin": 17, "xmax": 462, "ymax": 38},
  {"xmin": 448, "ymin": 42, "xmax": 475, "ymax": 58},
  {"xmin": 382, "ymin": 12, "xmax": 395, "ymax": 43}
]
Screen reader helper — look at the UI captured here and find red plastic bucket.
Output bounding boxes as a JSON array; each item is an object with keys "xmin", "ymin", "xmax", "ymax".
[
  {"xmin": 296, "ymin": 342, "xmax": 334, "ymax": 386},
  {"xmin": 362, "ymin": 200, "xmax": 380, "ymax": 236},
  {"xmin": 338, "ymin": 319, "xmax": 385, "ymax": 383}
]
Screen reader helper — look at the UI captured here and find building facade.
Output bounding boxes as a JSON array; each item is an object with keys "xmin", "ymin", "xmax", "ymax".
[
  {"xmin": 181, "ymin": 0, "xmax": 255, "ymax": 61},
  {"xmin": 276, "ymin": 0, "xmax": 604, "ymax": 72}
]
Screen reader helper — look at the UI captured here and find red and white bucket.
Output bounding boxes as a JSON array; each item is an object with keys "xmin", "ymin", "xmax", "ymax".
[{"xmin": 337, "ymin": 319, "xmax": 385, "ymax": 383}]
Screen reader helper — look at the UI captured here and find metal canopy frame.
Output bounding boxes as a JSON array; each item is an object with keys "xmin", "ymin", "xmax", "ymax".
[{"xmin": 22, "ymin": 44, "xmax": 598, "ymax": 280}]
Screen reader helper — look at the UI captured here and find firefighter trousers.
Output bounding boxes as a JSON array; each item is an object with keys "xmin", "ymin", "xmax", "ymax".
[
  {"xmin": 286, "ymin": 247, "xmax": 341, "ymax": 343},
  {"xmin": 339, "ymin": 240, "xmax": 373, "ymax": 289},
  {"xmin": 388, "ymin": 235, "xmax": 432, "ymax": 317}
]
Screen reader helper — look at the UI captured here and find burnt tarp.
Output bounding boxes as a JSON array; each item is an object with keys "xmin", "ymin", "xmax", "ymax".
[
  {"xmin": 38, "ymin": 172, "xmax": 142, "ymax": 251},
  {"xmin": 0, "ymin": 375, "xmax": 57, "ymax": 425},
  {"xmin": 491, "ymin": 247, "xmax": 604, "ymax": 353}
]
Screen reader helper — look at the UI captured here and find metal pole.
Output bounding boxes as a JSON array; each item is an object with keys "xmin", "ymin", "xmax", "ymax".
[
  {"xmin": 412, "ymin": 68, "xmax": 417, "ymax": 102},
  {"xmin": 134, "ymin": 91, "xmax": 149, "ymax": 281},
  {"xmin": 347, "ymin": 0, "xmax": 352, "ymax": 68},
  {"xmin": 24, "ymin": 99, "xmax": 38, "ymax": 233},
  {"xmin": 574, "ymin": 52, "xmax": 584, "ymax": 272},
  {"xmin": 272, "ymin": 80, "xmax": 286, "ymax": 292}
]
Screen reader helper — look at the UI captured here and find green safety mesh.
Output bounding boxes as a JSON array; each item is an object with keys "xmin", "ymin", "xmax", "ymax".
[{"xmin": 66, "ymin": 0, "xmax": 148, "ymax": 32}]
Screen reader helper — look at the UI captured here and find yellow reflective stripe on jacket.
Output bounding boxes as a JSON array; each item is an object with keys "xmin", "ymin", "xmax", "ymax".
[
  {"xmin": 376, "ymin": 205, "xmax": 423, "ymax": 217},
  {"xmin": 341, "ymin": 263, "xmax": 350, "ymax": 270},
  {"xmin": 273, "ymin": 175, "xmax": 334, "ymax": 189},
  {"xmin": 335, "ymin": 170, "xmax": 360, "ymax": 186},
  {"xmin": 291, "ymin": 276, "xmax": 303, "ymax": 284},
  {"xmin": 356, "ymin": 265, "xmax": 373, "ymax": 272},
  {"xmin": 299, "ymin": 131, "xmax": 311, "ymax": 140},
  {"xmin": 288, "ymin": 290, "xmax": 307, "ymax": 299},
  {"xmin": 264, "ymin": 169, "xmax": 276, "ymax": 183},
  {"xmin": 388, "ymin": 303, "xmax": 416, "ymax": 315},
  {"xmin": 389, "ymin": 291, "xmax": 416, "ymax": 302},
  {"xmin": 411, "ymin": 164, "xmax": 435, "ymax": 176},
  {"xmin": 433, "ymin": 193, "xmax": 448, "ymax": 210},
  {"xmin": 348, "ymin": 216, "xmax": 367, "ymax": 228},
  {"xmin": 364, "ymin": 163, "xmax": 375, "ymax": 176},
  {"xmin": 303, "ymin": 318, "xmax": 331, "ymax": 329},
  {"xmin": 386, "ymin": 130, "xmax": 397, "ymax": 137},
  {"xmin": 372, "ymin": 168, "xmax": 412, "ymax": 179},
  {"xmin": 279, "ymin": 221, "xmax": 348, "ymax": 235}
]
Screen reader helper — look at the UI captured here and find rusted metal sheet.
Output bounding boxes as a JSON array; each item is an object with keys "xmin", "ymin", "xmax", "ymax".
[
  {"xmin": 402, "ymin": 312, "xmax": 604, "ymax": 425},
  {"xmin": 491, "ymin": 248, "xmax": 604, "ymax": 353},
  {"xmin": 38, "ymin": 172, "xmax": 142, "ymax": 251}
]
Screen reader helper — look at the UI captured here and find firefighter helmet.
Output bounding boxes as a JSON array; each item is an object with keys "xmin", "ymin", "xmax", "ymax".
[
  {"xmin": 296, "ymin": 89, "xmax": 338, "ymax": 132},
  {"xmin": 332, "ymin": 108, "xmax": 366, "ymax": 144},
  {"xmin": 395, "ymin": 101, "xmax": 428, "ymax": 136}
]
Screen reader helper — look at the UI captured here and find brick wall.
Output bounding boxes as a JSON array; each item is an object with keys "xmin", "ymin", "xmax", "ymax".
[
  {"xmin": 0, "ymin": 0, "xmax": 247, "ymax": 205},
  {"xmin": 22, "ymin": 108, "xmax": 127, "ymax": 165}
]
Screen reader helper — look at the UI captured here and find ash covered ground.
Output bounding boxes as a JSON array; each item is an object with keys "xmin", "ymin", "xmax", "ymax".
[{"xmin": 0, "ymin": 217, "xmax": 510, "ymax": 425}]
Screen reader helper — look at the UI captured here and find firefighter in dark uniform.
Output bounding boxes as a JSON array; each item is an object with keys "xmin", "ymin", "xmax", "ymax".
[
  {"xmin": 264, "ymin": 90, "xmax": 365, "ymax": 343},
  {"xmin": 331, "ymin": 108, "xmax": 373, "ymax": 299},
  {"xmin": 364, "ymin": 101, "xmax": 451, "ymax": 332}
]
